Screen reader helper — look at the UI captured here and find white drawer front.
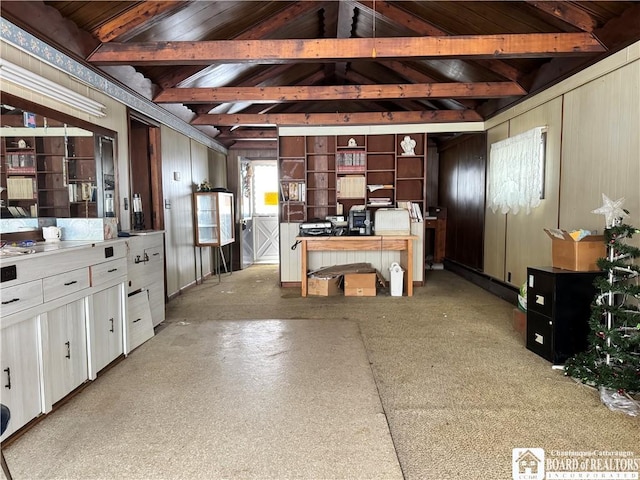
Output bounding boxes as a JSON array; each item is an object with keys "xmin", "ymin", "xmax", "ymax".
[
  {"xmin": 127, "ymin": 261, "xmax": 144, "ymax": 293},
  {"xmin": 145, "ymin": 245, "xmax": 164, "ymax": 268},
  {"xmin": 90, "ymin": 257, "xmax": 127, "ymax": 288},
  {"xmin": 1, "ymin": 279, "xmax": 43, "ymax": 316},
  {"xmin": 43, "ymin": 267, "xmax": 90, "ymax": 302},
  {"xmin": 127, "ymin": 291, "xmax": 154, "ymax": 351}
]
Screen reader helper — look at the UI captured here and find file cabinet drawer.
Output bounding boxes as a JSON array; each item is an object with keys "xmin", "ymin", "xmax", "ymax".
[
  {"xmin": 527, "ymin": 270, "xmax": 554, "ymax": 317},
  {"xmin": 526, "ymin": 311, "xmax": 553, "ymax": 362},
  {"xmin": 43, "ymin": 267, "xmax": 90, "ymax": 302},
  {"xmin": 1, "ymin": 279, "xmax": 43, "ymax": 316}
]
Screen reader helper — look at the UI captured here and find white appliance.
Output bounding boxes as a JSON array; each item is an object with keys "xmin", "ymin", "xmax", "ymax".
[{"xmin": 374, "ymin": 208, "xmax": 411, "ymax": 236}]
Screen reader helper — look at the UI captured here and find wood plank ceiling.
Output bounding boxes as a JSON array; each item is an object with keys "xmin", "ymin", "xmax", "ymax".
[{"xmin": 2, "ymin": 1, "xmax": 639, "ymax": 148}]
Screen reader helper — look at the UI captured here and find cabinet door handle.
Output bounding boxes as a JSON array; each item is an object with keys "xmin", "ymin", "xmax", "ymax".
[
  {"xmin": 108, "ymin": 268, "xmax": 118, "ymax": 273},
  {"xmin": 64, "ymin": 280, "xmax": 78, "ymax": 286},
  {"xmin": 109, "ymin": 317, "xmax": 114, "ymax": 333},
  {"xmin": 152, "ymin": 252, "xmax": 160, "ymax": 257},
  {"xmin": 1, "ymin": 298, "xmax": 19, "ymax": 305},
  {"xmin": 3, "ymin": 367, "xmax": 10, "ymax": 390},
  {"xmin": 65, "ymin": 341, "xmax": 71, "ymax": 359},
  {"xmin": 134, "ymin": 255, "xmax": 143, "ymax": 264},
  {"xmin": 133, "ymin": 318, "xmax": 141, "ymax": 323}
]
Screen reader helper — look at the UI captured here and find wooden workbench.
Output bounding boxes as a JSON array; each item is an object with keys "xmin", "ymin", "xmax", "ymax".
[{"xmin": 297, "ymin": 235, "xmax": 417, "ymax": 297}]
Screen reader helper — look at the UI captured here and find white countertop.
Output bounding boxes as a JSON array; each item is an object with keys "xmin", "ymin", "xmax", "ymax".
[{"xmin": 0, "ymin": 238, "xmax": 127, "ymax": 263}]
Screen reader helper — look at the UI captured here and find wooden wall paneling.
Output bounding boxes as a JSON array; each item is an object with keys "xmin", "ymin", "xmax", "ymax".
[
  {"xmin": 426, "ymin": 139, "xmax": 439, "ymax": 208},
  {"xmin": 279, "ymin": 222, "xmax": 301, "ymax": 283},
  {"xmin": 504, "ymin": 98, "xmax": 563, "ymax": 288},
  {"xmin": 561, "ymin": 62, "xmax": 640, "ymax": 235},
  {"xmin": 438, "ymin": 134, "xmax": 486, "ymax": 270},
  {"xmin": 129, "ymin": 121, "xmax": 152, "ymax": 230},
  {"xmin": 484, "ymin": 123, "xmax": 509, "ymax": 281},
  {"xmin": 439, "ymin": 144, "xmax": 458, "ymax": 262},
  {"xmin": 190, "ymin": 139, "xmax": 212, "ymax": 280},
  {"xmin": 458, "ymin": 135, "xmax": 486, "ymax": 270},
  {"xmin": 161, "ymin": 126, "xmax": 196, "ymax": 297}
]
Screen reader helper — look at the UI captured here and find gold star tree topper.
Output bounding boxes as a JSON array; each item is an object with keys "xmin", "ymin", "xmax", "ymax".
[{"xmin": 591, "ymin": 194, "xmax": 628, "ymax": 228}]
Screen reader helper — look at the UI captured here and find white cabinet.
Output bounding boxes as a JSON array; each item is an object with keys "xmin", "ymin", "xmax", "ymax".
[
  {"xmin": 90, "ymin": 284, "xmax": 124, "ymax": 375},
  {"xmin": 0, "ymin": 279, "xmax": 43, "ymax": 316},
  {"xmin": 0, "ymin": 316, "xmax": 42, "ymax": 440},
  {"xmin": 1, "ymin": 239, "xmax": 132, "ymax": 436},
  {"xmin": 127, "ymin": 232, "xmax": 165, "ymax": 327},
  {"xmin": 42, "ymin": 298, "xmax": 88, "ymax": 408},
  {"xmin": 127, "ymin": 290, "xmax": 154, "ymax": 352},
  {"xmin": 193, "ymin": 192, "xmax": 235, "ymax": 247}
]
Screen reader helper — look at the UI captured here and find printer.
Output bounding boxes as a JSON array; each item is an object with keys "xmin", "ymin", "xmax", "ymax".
[
  {"xmin": 299, "ymin": 220, "xmax": 333, "ymax": 236},
  {"xmin": 374, "ymin": 208, "xmax": 411, "ymax": 236},
  {"xmin": 348, "ymin": 206, "xmax": 372, "ymax": 235}
]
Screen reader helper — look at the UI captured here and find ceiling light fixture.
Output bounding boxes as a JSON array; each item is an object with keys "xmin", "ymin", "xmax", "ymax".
[{"xmin": 0, "ymin": 59, "xmax": 106, "ymax": 118}]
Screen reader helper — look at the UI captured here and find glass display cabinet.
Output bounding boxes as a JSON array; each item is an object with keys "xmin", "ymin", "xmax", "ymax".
[{"xmin": 193, "ymin": 191, "xmax": 235, "ymax": 247}]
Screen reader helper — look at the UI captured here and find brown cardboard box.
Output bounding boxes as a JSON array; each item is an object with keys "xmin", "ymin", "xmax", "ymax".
[
  {"xmin": 512, "ymin": 308, "xmax": 526, "ymax": 342},
  {"xmin": 544, "ymin": 229, "xmax": 605, "ymax": 271},
  {"xmin": 344, "ymin": 273, "xmax": 377, "ymax": 297},
  {"xmin": 307, "ymin": 276, "xmax": 341, "ymax": 296}
]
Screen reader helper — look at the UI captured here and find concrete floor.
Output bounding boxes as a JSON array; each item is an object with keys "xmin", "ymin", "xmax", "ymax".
[{"xmin": 2, "ymin": 265, "xmax": 639, "ymax": 479}]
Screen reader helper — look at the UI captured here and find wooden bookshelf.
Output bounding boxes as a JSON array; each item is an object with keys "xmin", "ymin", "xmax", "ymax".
[{"xmin": 277, "ymin": 133, "xmax": 427, "ymax": 223}]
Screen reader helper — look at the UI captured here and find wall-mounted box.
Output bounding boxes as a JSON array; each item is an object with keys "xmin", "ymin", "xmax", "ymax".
[
  {"xmin": 544, "ymin": 229, "xmax": 605, "ymax": 271},
  {"xmin": 57, "ymin": 217, "xmax": 118, "ymax": 241}
]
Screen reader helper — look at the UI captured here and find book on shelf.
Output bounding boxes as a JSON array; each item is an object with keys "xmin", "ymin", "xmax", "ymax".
[
  {"xmin": 367, "ymin": 184, "xmax": 393, "ymax": 192},
  {"xmin": 368, "ymin": 197, "xmax": 392, "ymax": 207},
  {"xmin": 280, "ymin": 181, "xmax": 305, "ymax": 202},
  {"xmin": 397, "ymin": 201, "xmax": 423, "ymax": 222},
  {"xmin": 337, "ymin": 175, "xmax": 366, "ymax": 199},
  {"xmin": 336, "ymin": 151, "xmax": 366, "ymax": 172}
]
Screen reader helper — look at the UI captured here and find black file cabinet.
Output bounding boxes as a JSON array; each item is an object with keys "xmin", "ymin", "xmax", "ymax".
[{"xmin": 526, "ymin": 267, "xmax": 602, "ymax": 364}]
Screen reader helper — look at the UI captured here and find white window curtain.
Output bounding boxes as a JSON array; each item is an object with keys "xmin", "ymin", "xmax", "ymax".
[{"xmin": 487, "ymin": 126, "xmax": 545, "ymax": 215}]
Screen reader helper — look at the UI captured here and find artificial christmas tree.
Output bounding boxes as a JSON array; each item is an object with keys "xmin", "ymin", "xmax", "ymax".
[{"xmin": 564, "ymin": 195, "xmax": 640, "ymax": 415}]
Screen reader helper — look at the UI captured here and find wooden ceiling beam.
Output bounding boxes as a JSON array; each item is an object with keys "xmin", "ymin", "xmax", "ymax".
[
  {"xmin": 91, "ymin": 1, "xmax": 185, "ymax": 43},
  {"xmin": 88, "ymin": 33, "xmax": 605, "ymax": 65},
  {"xmin": 357, "ymin": 1, "xmax": 527, "ymax": 82},
  {"xmin": 155, "ymin": 1, "xmax": 327, "ymax": 88},
  {"xmin": 217, "ymin": 129, "xmax": 277, "ymax": 139},
  {"xmin": 192, "ymin": 110, "xmax": 483, "ymax": 126},
  {"xmin": 525, "ymin": 1, "xmax": 597, "ymax": 32},
  {"xmin": 155, "ymin": 82, "xmax": 524, "ymax": 103}
]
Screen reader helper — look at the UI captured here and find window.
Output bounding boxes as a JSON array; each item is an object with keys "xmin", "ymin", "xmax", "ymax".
[
  {"xmin": 251, "ymin": 162, "xmax": 278, "ymax": 216},
  {"xmin": 487, "ymin": 126, "xmax": 546, "ymax": 215}
]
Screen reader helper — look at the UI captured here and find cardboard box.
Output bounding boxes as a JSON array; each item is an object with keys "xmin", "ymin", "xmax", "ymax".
[
  {"xmin": 544, "ymin": 229, "xmax": 605, "ymax": 271},
  {"xmin": 344, "ymin": 273, "xmax": 377, "ymax": 297},
  {"xmin": 307, "ymin": 276, "xmax": 341, "ymax": 296},
  {"xmin": 512, "ymin": 308, "xmax": 526, "ymax": 343}
]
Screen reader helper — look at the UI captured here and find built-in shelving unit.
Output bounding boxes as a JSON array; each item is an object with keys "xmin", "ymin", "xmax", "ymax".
[
  {"xmin": 1, "ymin": 118, "xmax": 97, "ymax": 218},
  {"xmin": 278, "ymin": 133, "xmax": 427, "ymax": 222}
]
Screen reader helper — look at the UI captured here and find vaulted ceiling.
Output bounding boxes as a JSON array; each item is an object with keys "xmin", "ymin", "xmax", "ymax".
[{"xmin": 2, "ymin": 1, "xmax": 639, "ymax": 148}]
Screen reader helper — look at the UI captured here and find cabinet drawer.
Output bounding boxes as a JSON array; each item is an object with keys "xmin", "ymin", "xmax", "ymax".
[
  {"xmin": 526, "ymin": 311, "xmax": 553, "ymax": 362},
  {"xmin": 127, "ymin": 291, "xmax": 154, "ymax": 352},
  {"xmin": 90, "ymin": 257, "xmax": 127, "ymax": 287},
  {"xmin": 527, "ymin": 271, "xmax": 554, "ymax": 317},
  {"xmin": 145, "ymin": 245, "xmax": 164, "ymax": 271},
  {"xmin": 43, "ymin": 267, "xmax": 90, "ymax": 302},
  {"xmin": 1, "ymin": 279, "xmax": 43, "ymax": 316}
]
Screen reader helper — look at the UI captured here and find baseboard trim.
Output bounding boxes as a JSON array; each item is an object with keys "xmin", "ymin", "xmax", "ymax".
[{"xmin": 443, "ymin": 259, "xmax": 518, "ymax": 306}]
